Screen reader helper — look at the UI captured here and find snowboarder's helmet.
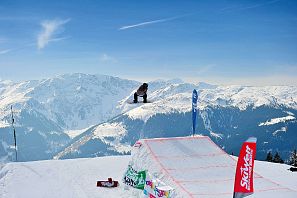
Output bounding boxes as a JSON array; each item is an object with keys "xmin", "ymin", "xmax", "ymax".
[{"xmin": 143, "ymin": 83, "xmax": 148, "ymax": 88}]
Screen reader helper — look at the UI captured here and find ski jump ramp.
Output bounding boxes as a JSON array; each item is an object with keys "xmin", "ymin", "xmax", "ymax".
[{"xmin": 130, "ymin": 136, "xmax": 297, "ymax": 198}]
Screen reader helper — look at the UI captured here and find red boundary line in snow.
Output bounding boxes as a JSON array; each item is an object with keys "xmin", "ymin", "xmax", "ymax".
[
  {"xmin": 178, "ymin": 178, "xmax": 234, "ymax": 183},
  {"xmin": 143, "ymin": 135, "xmax": 208, "ymax": 142},
  {"xmin": 191, "ymin": 188, "xmax": 294, "ymax": 196},
  {"xmin": 154, "ymin": 152, "xmax": 226, "ymax": 159},
  {"xmin": 204, "ymin": 136, "xmax": 297, "ymax": 193},
  {"xmin": 143, "ymin": 139, "xmax": 194, "ymax": 198},
  {"xmin": 192, "ymin": 192, "xmax": 233, "ymax": 196},
  {"xmin": 143, "ymin": 136, "xmax": 237, "ymax": 196},
  {"xmin": 191, "ymin": 187, "xmax": 294, "ymax": 196},
  {"xmin": 166, "ymin": 164, "xmax": 235, "ymax": 171},
  {"xmin": 143, "ymin": 136, "xmax": 297, "ymax": 195},
  {"xmin": 187, "ymin": 188, "xmax": 290, "ymax": 196},
  {"xmin": 256, "ymin": 187, "xmax": 295, "ymax": 192},
  {"xmin": 177, "ymin": 175, "xmax": 264, "ymax": 184}
]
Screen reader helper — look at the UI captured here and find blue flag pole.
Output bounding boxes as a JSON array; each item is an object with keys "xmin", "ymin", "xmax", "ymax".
[{"xmin": 192, "ymin": 89, "xmax": 198, "ymax": 136}]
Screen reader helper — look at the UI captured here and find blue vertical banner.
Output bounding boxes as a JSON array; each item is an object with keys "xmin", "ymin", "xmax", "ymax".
[{"xmin": 192, "ymin": 89, "xmax": 198, "ymax": 136}]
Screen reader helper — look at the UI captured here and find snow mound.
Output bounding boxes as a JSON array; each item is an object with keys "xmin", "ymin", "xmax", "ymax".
[
  {"xmin": 1, "ymin": 151, "xmax": 297, "ymax": 198},
  {"xmin": 129, "ymin": 136, "xmax": 297, "ymax": 197}
]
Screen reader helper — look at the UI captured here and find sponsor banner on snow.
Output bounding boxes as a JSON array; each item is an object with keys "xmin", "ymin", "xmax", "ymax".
[
  {"xmin": 233, "ymin": 137, "xmax": 257, "ymax": 198},
  {"xmin": 123, "ymin": 165, "xmax": 146, "ymax": 190},
  {"xmin": 144, "ymin": 174, "xmax": 175, "ymax": 198}
]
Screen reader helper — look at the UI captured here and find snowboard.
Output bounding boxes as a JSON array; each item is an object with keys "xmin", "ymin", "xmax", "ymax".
[
  {"xmin": 289, "ymin": 167, "xmax": 297, "ymax": 172},
  {"xmin": 127, "ymin": 100, "xmax": 152, "ymax": 104},
  {"xmin": 97, "ymin": 178, "xmax": 119, "ymax": 188}
]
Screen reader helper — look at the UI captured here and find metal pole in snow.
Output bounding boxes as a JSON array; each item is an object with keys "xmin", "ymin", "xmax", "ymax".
[{"xmin": 11, "ymin": 105, "xmax": 18, "ymax": 162}]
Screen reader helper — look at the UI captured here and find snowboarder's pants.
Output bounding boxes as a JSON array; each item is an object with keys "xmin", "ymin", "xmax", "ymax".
[{"xmin": 134, "ymin": 92, "xmax": 147, "ymax": 103}]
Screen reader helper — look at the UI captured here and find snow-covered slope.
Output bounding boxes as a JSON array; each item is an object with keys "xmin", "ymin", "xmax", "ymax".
[
  {"xmin": 1, "ymin": 74, "xmax": 297, "ymax": 162},
  {"xmin": 1, "ymin": 75, "xmax": 195, "ymax": 162},
  {"xmin": 0, "ymin": 156, "xmax": 138, "ymax": 198},
  {"xmin": 0, "ymin": 154, "xmax": 296, "ymax": 198},
  {"xmin": 0, "ymin": 74, "xmax": 140, "ymax": 161},
  {"xmin": 122, "ymin": 85, "xmax": 297, "ymax": 121},
  {"xmin": 56, "ymin": 84, "xmax": 297, "ymax": 161},
  {"xmin": 128, "ymin": 136, "xmax": 297, "ymax": 197},
  {"xmin": 0, "ymin": 73, "xmax": 139, "ymax": 130}
]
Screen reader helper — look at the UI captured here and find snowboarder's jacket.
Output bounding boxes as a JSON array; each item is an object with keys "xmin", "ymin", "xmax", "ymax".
[{"xmin": 136, "ymin": 83, "xmax": 148, "ymax": 96}]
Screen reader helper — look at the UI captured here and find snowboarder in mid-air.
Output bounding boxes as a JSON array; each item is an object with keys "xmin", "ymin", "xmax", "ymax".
[{"xmin": 134, "ymin": 83, "xmax": 148, "ymax": 103}]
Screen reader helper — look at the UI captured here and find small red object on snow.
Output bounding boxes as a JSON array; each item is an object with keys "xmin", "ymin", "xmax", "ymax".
[
  {"xmin": 97, "ymin": 178, "xmax": 119, "ymax": 188},
  {"xmin": 133, "ymin": 141, "xmax": 142, "ymax": 148}
]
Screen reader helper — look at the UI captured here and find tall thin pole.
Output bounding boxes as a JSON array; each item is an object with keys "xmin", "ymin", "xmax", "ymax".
[
  {"xmin": 11, "ymin": 105, "xmax": 18, "ymax": 162},
  {"xmin": 192, "ymin": 89, "xmax": 198, "ymax": 136}
]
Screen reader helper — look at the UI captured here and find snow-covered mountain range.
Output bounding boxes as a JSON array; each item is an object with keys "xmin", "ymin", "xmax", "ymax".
[
  {"xmin": 55, "ymin": 82, "xmax": 297, "ymax": 161},
  {"xmin": 0, "ymin": 74, "xmax": 139, "ymax": 161},
  {"xmin": 1, "ymin": 73, "xmax": 296, "ymax": 162}
]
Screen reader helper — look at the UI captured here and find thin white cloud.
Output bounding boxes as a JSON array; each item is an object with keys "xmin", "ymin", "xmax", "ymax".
[
  {"xmin": 119, "ymin": 14, "xmax": 188, "ymax": 30},
  {"xmin": 37, "ymin": 18, "xmax": 70, "ymax": 49},
  {"xmin": 99, "ymin": 53, "xmax": 117, "ymax": 63},
  {"xmin": 0, "ymin": 42, "xmax": 36, "ymax": 55},
  {"xmin": 221, "ymin": 0, "xmax": 282, "ymax": 12},
  {"xmin": 239, "ymin": 0, "xmax": 282, "ymax": 10},
  {"xmin": 0, "ymin": 49, "xmax": 12, "ymax": 55}
]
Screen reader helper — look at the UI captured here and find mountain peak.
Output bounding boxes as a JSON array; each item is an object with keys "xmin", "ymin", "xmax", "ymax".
[{"xmin": 196, "ymin": 82, "xmax": 217, "ymax": 89}]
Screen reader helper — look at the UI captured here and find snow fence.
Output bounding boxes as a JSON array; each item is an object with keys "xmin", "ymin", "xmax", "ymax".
[{"xmin": 125, "ymin": 136, "xmax": 297, "ymax": 198}]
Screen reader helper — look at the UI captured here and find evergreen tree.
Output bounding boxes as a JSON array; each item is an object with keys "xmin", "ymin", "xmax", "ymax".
[
  {"xmin": 265, "ymin": 151, "xmax": 273, "ymax": 162},
  {"xmin": 289, "ymin": 149, "xmax": 297, "ymax": 167},
  {"xmin": 273, "ymin": 152, "xmax": 284, "ymax": 163}
]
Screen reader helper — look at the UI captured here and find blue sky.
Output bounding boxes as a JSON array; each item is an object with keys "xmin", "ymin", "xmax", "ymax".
[{"xmin": 0, "ymin": 0, "xmax": 296, "ymax": 85}]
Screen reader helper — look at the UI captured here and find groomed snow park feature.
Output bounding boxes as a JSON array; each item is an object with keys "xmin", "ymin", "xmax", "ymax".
[
  {"xmin": 1, "ymin": 148, "xmax": 297, "ymax": 197},
  {"xmin": 129, "ymin": 136, "xmax": 297, "ymax": 197}
]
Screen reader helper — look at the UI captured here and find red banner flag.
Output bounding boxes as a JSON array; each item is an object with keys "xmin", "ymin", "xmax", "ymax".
[{"xmin": 233, "ymin": 137, "xmax": 257, "ymax": 198}]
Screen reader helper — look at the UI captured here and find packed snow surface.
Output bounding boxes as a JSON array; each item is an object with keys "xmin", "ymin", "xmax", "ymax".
[
  {"xmin": 129, "ymin": 136, "xmax": 297, "ymax": 197},
  {"xmin": 121, "ymin": 85, "xmax": 297, "ymax": 122},
  {"xmin": 93, "ymin": 122, "xmax": 131, "ymax": 153},
  {"xmin": 65, "ymin": 125, "xmax": 94, "ymax": 139},
  {"xmin": 93, "ymin": 122, "xmax": 127, "ymax": 138},
  {"xmin": 1, "ymin": 136, "xmax": 297, "ymax": 198},
  {"xmin": 0, "ymin": 156, "xmax": 140, "ymax": 198},
  {"xmin": 258, "ymin": 115, "xmax": 295, "ymax": 126}
]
